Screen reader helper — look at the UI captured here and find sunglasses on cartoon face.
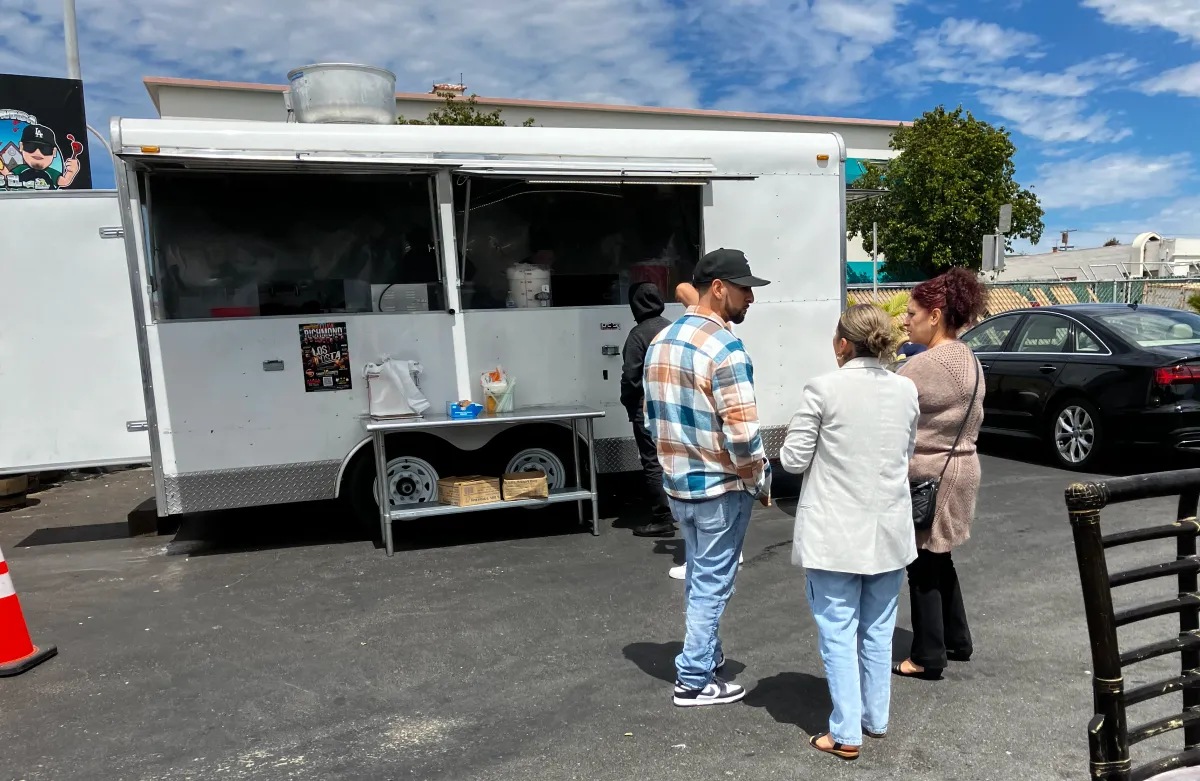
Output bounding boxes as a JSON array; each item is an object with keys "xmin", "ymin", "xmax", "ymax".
[{"xmin": 23, "ymin": 142, "xmax": 55, "ymax": 157}]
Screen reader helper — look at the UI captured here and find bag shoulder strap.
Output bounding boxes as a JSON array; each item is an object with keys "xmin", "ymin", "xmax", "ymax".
[{"xmin": 938, "ymin": 350, "xmax": 981, "ymax": 482}]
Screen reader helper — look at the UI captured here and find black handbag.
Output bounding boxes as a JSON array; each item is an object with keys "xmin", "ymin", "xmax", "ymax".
[{"xmin": 911, "ymin": 357, "xmax": 980, "ymax": 532}]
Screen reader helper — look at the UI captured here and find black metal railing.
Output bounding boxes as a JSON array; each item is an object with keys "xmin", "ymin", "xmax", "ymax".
[{"xmin": 1067, "ymin": 469, "xmax": 1200, "ymax": 781}]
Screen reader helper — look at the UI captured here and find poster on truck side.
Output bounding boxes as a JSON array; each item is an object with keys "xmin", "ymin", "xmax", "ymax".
[
  {"xmin": 0, "ymin": 74, "xmax": 92, "ymax": 191},
  {"xmin": 299, "ymin": 322, "xmax": 352, "ymax": 392}
]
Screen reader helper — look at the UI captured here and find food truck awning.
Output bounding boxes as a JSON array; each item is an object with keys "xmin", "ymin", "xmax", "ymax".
[{"xmin": 117, "ymin": 148, "xmax": 757, "ymax": 181}]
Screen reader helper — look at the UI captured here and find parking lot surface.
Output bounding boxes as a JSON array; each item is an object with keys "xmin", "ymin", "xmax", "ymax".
[{"xmin": 2, "ymin": 451, "xmax": 1193, "ymax": 780}]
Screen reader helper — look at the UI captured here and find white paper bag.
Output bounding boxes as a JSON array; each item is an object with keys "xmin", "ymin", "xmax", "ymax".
[{"xmin": 364, "ymin": 358, "xmax": 430, "ymax": 418}]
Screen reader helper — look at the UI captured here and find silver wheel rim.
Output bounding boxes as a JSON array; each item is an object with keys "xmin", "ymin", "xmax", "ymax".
[
  {"xmin": 505, "ymin": 448, "xmax": 566, "ymax": 490},
  {"xmin": 374, "ymin": 456, "xmax": 438, "ymax": 507},
  {"xmin": 1055, "ymin": 405, "xmax": 1096, "ymax": 464}
]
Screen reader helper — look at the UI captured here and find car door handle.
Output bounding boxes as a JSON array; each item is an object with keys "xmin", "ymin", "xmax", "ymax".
[
  {"xmin": 1038, "ymin": 365, "xmax": 1059, "ymax": 374},
  {"xmin": 980, "ymin": 362, "xmax": 991, "ymax": 371}
]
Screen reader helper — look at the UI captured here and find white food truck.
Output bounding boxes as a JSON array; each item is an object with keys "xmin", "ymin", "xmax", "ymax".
[
  {"xmin": 0, "ymin": 190, "xmax": 150, "ymax": 476},
  {"xmin": 15, "ymin": 107, "xmax": 846, "ymax": 542}
]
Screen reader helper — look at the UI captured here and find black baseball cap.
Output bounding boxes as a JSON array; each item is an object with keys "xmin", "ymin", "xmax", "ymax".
[
  {"xmin": 693, "ymin": 248, "xmax": 770, "ymax": 287},
  {"xmin": 21, "ymin": 124, "xmax": 57, "ymax": 148}
]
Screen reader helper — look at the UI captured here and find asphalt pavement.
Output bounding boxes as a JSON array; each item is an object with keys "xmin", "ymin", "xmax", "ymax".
[{"xmin": 1, "ymin": 447, "xmax": 1196, "ymax": 781}]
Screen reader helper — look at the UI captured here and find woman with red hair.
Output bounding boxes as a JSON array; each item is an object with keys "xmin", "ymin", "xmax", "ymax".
[{"xmin": 893, "ymin": 268, "xmax": 987, "ymax": 681}]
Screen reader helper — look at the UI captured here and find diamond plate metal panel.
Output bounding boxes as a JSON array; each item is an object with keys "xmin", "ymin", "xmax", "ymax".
[
  {"xmin": 592, "ymin": 424, "xmax": 788, "ymax": 475},
  {"xmin": 595, "ymin": 437, "xmax": 641, "ymax": 474},
  {"xmin": 161, "ymin": 460, "xmax": 342, "ymax": 515},
  {"xmin": 761, "ymin": 425, "xmax": 787, "ymax": 459}
]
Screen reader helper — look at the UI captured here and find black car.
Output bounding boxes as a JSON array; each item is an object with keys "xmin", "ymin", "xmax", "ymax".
[{"xmin": 960, "ymin": 304, "xmax": 1200, "ymax": 470}]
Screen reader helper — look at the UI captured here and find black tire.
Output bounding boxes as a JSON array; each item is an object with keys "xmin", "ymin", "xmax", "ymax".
[
  {"xmin": 1046, "ymin": 396, "xmax": 1105, "ymax": 471},
  {"xmin": 342, "ymin": 433, "xmax": 477, "ymax": 541},
  {"xmin": 481, "ymin": 423, "xmax": 591, "ymax": 492}
]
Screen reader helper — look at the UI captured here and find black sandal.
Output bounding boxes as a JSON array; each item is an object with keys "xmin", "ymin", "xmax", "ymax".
[
  {"xmin": 808, "ymin": 733, "xmax": 859, "ymax": 761},
  {"xmin": 892, "ymin": 660, "xmax": 943, "ymax": 680}
]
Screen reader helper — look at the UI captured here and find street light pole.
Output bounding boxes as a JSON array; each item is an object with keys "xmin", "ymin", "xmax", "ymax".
[
  {"xmin": 63, "ymin": 0, "xmax": 81, "ymax": 80},
  {"xmin": 872, "ymin": 221, "xmax": 878, "ymax": 297}
]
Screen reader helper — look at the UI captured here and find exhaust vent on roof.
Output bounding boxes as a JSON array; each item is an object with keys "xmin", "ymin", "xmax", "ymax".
[{"xmin": 284, "ymin": 63, "xmax": 397, "ymax": 125}]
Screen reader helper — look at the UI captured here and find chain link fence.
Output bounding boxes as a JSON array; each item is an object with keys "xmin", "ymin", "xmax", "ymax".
[{"xmin": 848, "ymin": 278, "xmax": 1200, "ymax": 317}]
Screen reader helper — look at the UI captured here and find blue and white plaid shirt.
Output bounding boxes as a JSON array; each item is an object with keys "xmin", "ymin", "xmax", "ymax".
[{"xmin": 643, "ymin": 308, "xmax": 770, "ymax": 500}]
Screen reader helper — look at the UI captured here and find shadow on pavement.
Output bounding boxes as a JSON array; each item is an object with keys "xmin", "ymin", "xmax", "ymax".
[
  {"xmin": 111, "ymin": 469, "xmax": 807, "ymax": 558},
  {"xmin": 17, "ymin": 521, "xmax": 126, "ymax": 547},
  {"xmin": 978, "ymin": 434, "xmax": 1200, "ymax": 477},
  {"xmin": 653, "ymin": 538, "xmax": 684, "ymax": 565},
  {"xmin": 744, "ymin": 672, "xmax": 832, "ymax": 736},
  {"xmin": 623, "ymin": 640, "xmax": 747, "ymax": 684},
  {"xmin": 891, "ymin": 626, "xmax": 915, "ymax": 662},
  {"xmin": 168, "ymin": 500, "xmax": 369, "ymax": 556},
  {"xmin": 169, "ymin": 499, "xmax": 659, "ymax": 556}
]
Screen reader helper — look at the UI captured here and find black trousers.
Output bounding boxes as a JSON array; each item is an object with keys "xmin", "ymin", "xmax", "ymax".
[
  {"xmin": 906, "ymin": 549, "xmax": 973, "ymax": 669},
  {"xmin": 631, "ymin": 415, "xmax": 672, "ymax": 524}
]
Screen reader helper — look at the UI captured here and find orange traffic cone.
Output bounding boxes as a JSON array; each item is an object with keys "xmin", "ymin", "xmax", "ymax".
[{"xmin": 0, "ymin": 544, "xmax": 56, "ymax": 677}]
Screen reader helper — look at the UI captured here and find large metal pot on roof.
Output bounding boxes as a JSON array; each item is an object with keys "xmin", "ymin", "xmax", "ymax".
[{"xmin": 284, "ymin": 63, "xmax": 397, "ymax": 125}]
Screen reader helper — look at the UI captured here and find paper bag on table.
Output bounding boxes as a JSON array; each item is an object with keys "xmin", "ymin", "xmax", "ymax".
[{"xmin": 364, "ymin": 358, "xmax": 430, "ymax": 418}]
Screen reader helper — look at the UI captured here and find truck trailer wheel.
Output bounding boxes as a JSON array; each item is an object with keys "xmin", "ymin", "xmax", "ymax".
[
  {"xmin": 344, "ymin": 434, "xmax": 473, "ymax": 540},
  {"xmin": 484, "ymin": 424, "xmax": 590, "ymax": 502}
]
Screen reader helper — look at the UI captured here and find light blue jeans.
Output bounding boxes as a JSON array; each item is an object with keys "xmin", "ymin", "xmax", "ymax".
[
  {"xmin": 805, "ymin": 568, "xmax": 905, "ymax": 746},
  {"xmin": 670, "ymin": 491, "xmax": 754, "ymax": 690}
]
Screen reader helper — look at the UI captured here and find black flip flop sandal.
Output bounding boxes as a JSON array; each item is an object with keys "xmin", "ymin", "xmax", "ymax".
[
  {"xmin": 892, "ymin": 660, "xmax": 943, "ymax": 680},
  {"xmin": 808, "ymin": 733, "xmax": 860, "ymax": 761}
]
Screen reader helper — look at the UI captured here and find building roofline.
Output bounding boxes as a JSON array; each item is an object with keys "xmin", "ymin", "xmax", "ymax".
[{"xmin": 142, "ymin": 75, "xmax": 910, "ymax": 128}]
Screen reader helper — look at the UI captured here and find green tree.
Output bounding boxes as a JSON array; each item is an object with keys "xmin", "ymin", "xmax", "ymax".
[
  {"xmin": 398, "ymin": 92, "xmax": 535, "ymax": 126},
  {"xmin": 847, "ymin": 106, "xmax": 1044, "ymax": 277},
  {"xmin": 1104, "ymin": 237, "xmax": 1122, "ymax": 246}
]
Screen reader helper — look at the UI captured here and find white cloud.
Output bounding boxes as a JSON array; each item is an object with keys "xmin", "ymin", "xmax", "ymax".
[
  {"xmin": 978, "ymin": 92, "xmax": 1132, "ymax": 144},
  {"xmin": 9, "ymin": 0, "xmax": 698, "ymax": 112},
  {"xmin": 1032, "ymin": 152, "xmax": 1191, "ymax": 209},
  {"xmin": 678, "ymin": 0, "xmax": 911, "ymax": 109},
  {"xmin": 1086, "ymin": 196, "xmax": 1200, "ymax": 239},
  {"xmin": 1083, "ymin": 0, "xmax": 1200, "ymax": 43},
  {"xmin": 898, "ymin": 18, "xmax": 1136, "ymax": 144},
  {"xmin": 1144, "ymin": 62, "xmax": 1200, "ymax": 98},
  {"xmin": 934, "ymin": 18, "xmax": 1040, "ymax": 63},
  {"xmin": 0, "ymin": 0, "xmax": 922, "ymax": 187},
  {"xmin": 0, "ymin": 0, "xmax": 917, "ymax": 136}
]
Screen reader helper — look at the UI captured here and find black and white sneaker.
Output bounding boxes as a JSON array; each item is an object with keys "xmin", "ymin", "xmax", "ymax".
[{"xmin": 672, "ymin": 677, "xmax": 745, "ymax": 707}]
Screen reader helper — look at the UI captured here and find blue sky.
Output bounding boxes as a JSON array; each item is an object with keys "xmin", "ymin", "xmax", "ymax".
[{"xmin": 3, "ymin": 0, "xmax": 1200, "ymax": 251}]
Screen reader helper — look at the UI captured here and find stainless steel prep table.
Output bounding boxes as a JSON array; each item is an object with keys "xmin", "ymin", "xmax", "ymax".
[{"xmin": 365, "ymin": 405, "xmax": 605, "ymax": 555}]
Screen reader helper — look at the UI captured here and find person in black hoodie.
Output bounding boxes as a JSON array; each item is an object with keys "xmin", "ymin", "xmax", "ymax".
[{"xmin": 621, "ymin": 282, "xmax": 675, "ymax": 537}]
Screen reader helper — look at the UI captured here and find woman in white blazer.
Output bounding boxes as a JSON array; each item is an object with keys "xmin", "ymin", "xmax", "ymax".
[{"xmin": 780, "ymin": 304, "xmax": 920, "ymax": 762}]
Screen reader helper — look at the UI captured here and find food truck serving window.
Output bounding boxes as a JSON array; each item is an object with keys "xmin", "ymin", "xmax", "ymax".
[
  {"xmin": 145, "ymin": 171, "xmax": 442, "ymax": 320},
  {"xmin": 454, "ymin": 178, "xmax": 702, "ymax": 309}
]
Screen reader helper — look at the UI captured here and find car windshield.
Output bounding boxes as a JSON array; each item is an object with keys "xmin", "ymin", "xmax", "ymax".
[{"xmin": 1094, "ymin": 309, "xmax": 1200, "ymax": 347}]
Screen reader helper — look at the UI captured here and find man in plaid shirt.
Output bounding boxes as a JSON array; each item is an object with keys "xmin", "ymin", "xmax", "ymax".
[{"xmin": 644, "ymin": 248, "xmax": 772, "ymax": 707}]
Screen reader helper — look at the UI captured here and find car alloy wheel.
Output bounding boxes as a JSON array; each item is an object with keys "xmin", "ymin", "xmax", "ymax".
[{"xmin": 1054, "ymin": 404, "xmax": 1096, "ymax": 465}]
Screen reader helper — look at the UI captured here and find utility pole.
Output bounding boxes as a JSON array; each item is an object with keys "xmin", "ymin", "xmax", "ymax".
[
  {"xmin": 872, "ymin": 221, "xmax": 878, "ymax": 297},
  {"xmin": 63, "ymin": 0, "xmax": 81, "ymax": 80}
]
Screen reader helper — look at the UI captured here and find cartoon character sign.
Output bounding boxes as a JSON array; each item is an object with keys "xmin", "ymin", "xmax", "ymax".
[{"xmin": 0, "ymin": 110, "xmax": 83, "ymax": 191}]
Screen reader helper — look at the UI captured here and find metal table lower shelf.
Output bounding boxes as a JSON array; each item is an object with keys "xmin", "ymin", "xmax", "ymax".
[{"xmin": 364, "ymin": 405, "xmax": 605, "ymax": 555}]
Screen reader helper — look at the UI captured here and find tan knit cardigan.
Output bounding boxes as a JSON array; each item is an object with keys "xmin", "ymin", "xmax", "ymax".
[{"xmin": 897, "ymin": 341, "xmax": 985, "ymax": 554}]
